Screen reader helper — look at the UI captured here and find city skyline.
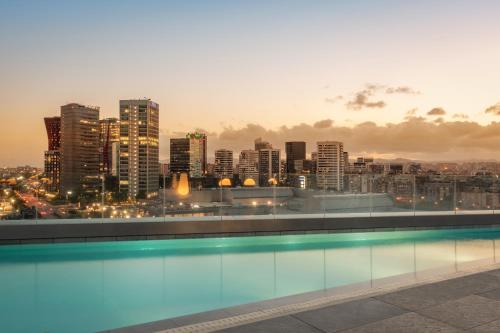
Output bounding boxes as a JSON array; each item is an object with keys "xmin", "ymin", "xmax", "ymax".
[
  {"xmin": 10, "ymin": 101, "xmax": 500, "ymax": 168},
  {"xmin": 2, "ymin": 0, "xmax": 500, "ymax": 166}
]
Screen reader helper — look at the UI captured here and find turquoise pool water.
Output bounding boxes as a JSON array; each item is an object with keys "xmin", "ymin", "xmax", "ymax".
[{"xmin": 2, "ymin": 228, "xmax": 500, "ymax": 333}]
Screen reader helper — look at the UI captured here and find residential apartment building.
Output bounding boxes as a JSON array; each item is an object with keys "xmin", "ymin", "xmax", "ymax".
[{"xmin": 118, "ymin": 99, "xmax": 159, "ymax": 199}]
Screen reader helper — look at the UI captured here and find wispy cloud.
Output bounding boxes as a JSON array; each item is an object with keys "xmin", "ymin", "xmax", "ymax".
[
  {"xmin": 453, "ymin": 113, "xmax": 469, "ymax": 119},
  {"xmin": 346, "ymin": 93, "xmax": 386, "ymax": 110},
  {"xmin": 345, "ymin": 84, "xmax": 386, "ymax": 110},
  {"xmin": 385, "ymin": 86, "xmax": 421, "ymax": 95},
  {"xmin": 313, "ymin": 119, "xmax": 334, "ymax": 128},
  {"xmin": 404, "ymin": 108, "xmax": 419, "ymax": 120},
  {"xmin": 324, "ymin": 95, "xmax": 343, "ymax": 104},
  {"xmin": 340, "ymin": 83, "xmax": 419, "ymax": 111},
  {"xmin": 485, "ymin": 103, "xmax": 500, "ymax": 115},
  {"xmin": 427, "ymin": 107, "xmax": 446, "ymax": 116}
]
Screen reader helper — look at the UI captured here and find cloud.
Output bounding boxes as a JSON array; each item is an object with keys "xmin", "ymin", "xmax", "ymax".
[
  {"xmin": 485, "ymin": 103, "xmax": 500, "ymax": 115},
  {"xmin": 453, "ymin": 113, "xmax": 469, "ymax": 119},
  {"xmin": 160, "ymin": 118, "xmax": 500, "ymax": 162},
  {"xmin": 345, "ymin": 93, "xmax": 386, "ymax": 110},
  {"xmin": 313, "ymin": 119, "xmax": 334, "ymax": 128},
  {"xmin": 404, "ymin": 108, "xmax": 418, "ymax": 119},
  {"xmin": 385, "ymin": 86, "xmax": 420, "ymax": 95},
  {"xmin": 427, "ymin": 107, "xmax": 446, "ymax": 116},
  {"xmin": 324, "ymin": 95, "xmax": 343, "ymax": 104},
  {"xmin": 345, "ymin": 85, "xmax": 386, "ymax": 110},
  {"xmin": 343, "ymin": 83, "xmax": 418, "ymax": 111},
  {"xmin": 406, "ymin": 108, "xmax": 418, "ymax": 115}
]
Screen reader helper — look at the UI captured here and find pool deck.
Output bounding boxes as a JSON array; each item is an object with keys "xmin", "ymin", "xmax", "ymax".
[
  {"xmin": 211, "ymin": 269, "xmax": 500, "ymax": 333},
  {"xmin": 104, "ymin": 263, "xmax": 500, "ymax": 333}
]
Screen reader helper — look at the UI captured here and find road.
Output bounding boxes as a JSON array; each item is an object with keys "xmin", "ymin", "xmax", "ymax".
[{"xmin": 15, "ymin": 191, "xmax": 55, "ymax": 217}]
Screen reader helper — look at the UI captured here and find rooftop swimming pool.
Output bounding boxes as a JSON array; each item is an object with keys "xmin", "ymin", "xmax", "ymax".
[{"xmin": 2, "ymin": 227, "xmax": 500, "ymax": 332}]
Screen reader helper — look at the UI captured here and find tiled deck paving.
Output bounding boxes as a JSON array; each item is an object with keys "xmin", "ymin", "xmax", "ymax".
[
  {"xmin": 214, "ymin": 269, "xmax": 500, "ymax": 333},
  {"xmin": 106, "ymin": 266, "xmax": 500, "ymax": 333}
]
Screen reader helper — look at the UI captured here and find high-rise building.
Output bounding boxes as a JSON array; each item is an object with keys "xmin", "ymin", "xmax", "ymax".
[
  {"xmin": 214, "ymin": 149, "xmax": 233, "ymax": 179},
  {"xmin": 351, "ymin": 157, "xmax": 374, "ymax": 173},
  {"xmin": 44, "ymin": 117, "xmax": 61, "ymax": 151},
  {"xmin": 170, "ymin": 138, "xmax": 190, "ymax": 174},
  {"xmin": 316, "ymin": 141, "xmax": 344, "ymax": 191},
  {"xmin": 44, "ymin": 151, "xmax": 60, "ymax": 193},
  {"xmin": 206, "ymin": 163, "xmax": 215, "ymax": 176},
  {"xmin": 254, "ymin": 138, "xmax": 272, "ymax": 151},
  {"xmin": 111, "ymin": 142, "xmax": 119, "ymax": 176},
  {"xmin": 389, "ymin": 163, "xmax": 404, "ymax": 175},
  {"xmin": 238, "ymin": 150, "xmax": 259, "ymax": 184},
  {"xmin": 187, "ymin": 132, "xmax": 207, "ymax": 178},
  {"xmin": 311, "ymin": 151, "xmax": 318, "ymax": 174},
  {"xmin": 60, "ymin": 103, "xmax": 100, "ymax": 195},
  {"xmin": 280, "ymin": 159, "xmax": 287, "ymax": 183},
  {"xmin": 343, "ymin": 151, "xmax": 350, "ymax": 170},
  {"xmin": 285, "ymin": 141, "xmax": 306, "ymax": 174},
  {"xmin": 119, "ymin": 99, "xmax": 159, "ymax": 199},
  {"xmin": 43, "ymin": 117, "xmax": 61, "ymax": 193},
  {"xmin": 99, "ymin": 118, "xmax": 120, "ymax": 175},
  {"xmin": 159, "ymin": 163, "xmax": 170, "ymax": 176},
  {"xmin": 258, "ymin": 148, "xmax": 281, "ymax": 186}
]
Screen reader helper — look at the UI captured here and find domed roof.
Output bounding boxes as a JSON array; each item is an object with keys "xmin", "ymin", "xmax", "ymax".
[
  {"xmin": 218, "ymin": 178, "xmax": 232, "ymax": 187},
  {"xmin": 268, "ymin": 178, "xmax": 278, "ymax": 185},
  {"xmin": 243, "ymin": 178, "xmax": 256, "ymax": 187}
]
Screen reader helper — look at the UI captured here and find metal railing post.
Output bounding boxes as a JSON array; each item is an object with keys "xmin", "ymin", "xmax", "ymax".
[{"xmin": 162, "ymin": 175, "xmax": 166, "ymax": 219}]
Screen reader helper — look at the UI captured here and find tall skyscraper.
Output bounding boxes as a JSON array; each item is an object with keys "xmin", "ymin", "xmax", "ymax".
[
  {"xmin": 285, "ymin": 141, "xmax": 306, "ymax": 174},
  {"xmin": 343, "ymin": 151, "xmax": 350, "ymax": 171},
  {"xmin": 111, "ymin": 142, "xmax": 119, "ymax": 176},
  {"xmin": 187, "ymin": 132, "xmax": 207, "ymax": 178},
  {"xmin": 99, "ymin": 118, "xmax": 120, "ymax": 175},
  {"xmin": 254, "ymin": 138, "xmax": 272, "ymax": 151},
  {"xmin": 170, "ymin": 138, "xmax": 190, "ymax": 174},
  {"xmin": 43, "ymin": 116, "xmax": 61, "ymax": 193},
  {"xmin": 119, "ymin": 99, "xmax": 159, "ymax": 199},
  {"xmin": 238, "ymin": 150, "xmax": 259, "ymax": 184},
  {"xmin": 316, "ymin": 141, "xmax": 344, "ymax": 191},
  {"xmin": 159, "ymin": 163, "xmax": 170, "ymax": 176},
  {"xmin": 311, "ymin": 151, "xmax": 318, "ymax": 174},
  {"xmin": 60, "ymin": 103, "xmax": 100, "ymax": 195},
  {"xmin": 258, "ymin": 148, "xmax": 281, "ymax": 186},
  {"xmin": 214, "ymin": 149, "xmax": 233, "ymax": 179},
  {"xmin": 44, "ymin": 117, "xmax": 61, "ymax": 151}
]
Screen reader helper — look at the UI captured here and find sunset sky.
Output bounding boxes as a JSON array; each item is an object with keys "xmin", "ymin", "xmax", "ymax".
[{"xmin": 1, "ymin": 0, "xmax": 500, "ymax": 166}]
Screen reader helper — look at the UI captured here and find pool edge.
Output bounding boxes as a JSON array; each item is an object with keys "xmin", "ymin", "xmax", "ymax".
[{"xmin": 102, "ymin": 261, "xmax": 500, "ymax": 333}]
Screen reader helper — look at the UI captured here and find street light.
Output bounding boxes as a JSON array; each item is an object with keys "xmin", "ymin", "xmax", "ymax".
[{"xmin": 162, "ymin": 174, "xmax": 166, "ymax": 218}]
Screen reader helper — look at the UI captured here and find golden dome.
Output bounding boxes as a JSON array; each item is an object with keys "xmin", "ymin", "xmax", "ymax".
[
  {"xmin": 268, "ymin": 178, "xmax": 278, "ymax": 185},
  {"xmin": 218, "ymin": 178, "xmax": 232, "ymax": 187},
  {"xmin": 243, "ymin": 178, "xmax": 256, "ymax": 187}
]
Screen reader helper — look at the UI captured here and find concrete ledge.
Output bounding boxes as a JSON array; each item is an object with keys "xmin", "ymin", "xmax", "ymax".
[{"xmin": 1, "ymin": 213, "xmax": 500, "ymax": 245}]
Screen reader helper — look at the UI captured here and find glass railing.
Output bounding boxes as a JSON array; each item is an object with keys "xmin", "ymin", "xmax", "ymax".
[{"xmin": 2, "ymin": 173, "xmax": 500, "ymax": 224}]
